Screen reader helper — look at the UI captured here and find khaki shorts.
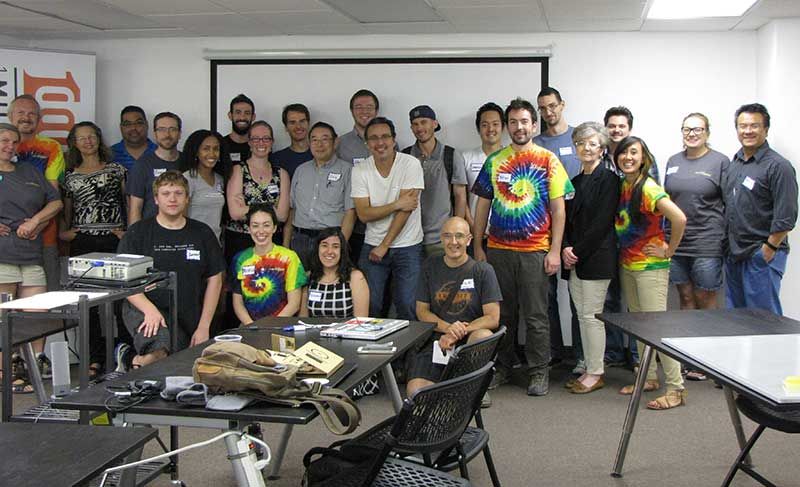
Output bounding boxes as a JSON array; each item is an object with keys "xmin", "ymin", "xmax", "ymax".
[{"xmin": 0, "ymin": 263, "xmax": 47, "ymax": 287}]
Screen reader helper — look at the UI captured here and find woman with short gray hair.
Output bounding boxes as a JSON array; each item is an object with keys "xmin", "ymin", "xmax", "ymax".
[{"xmin": 562, "ymin": 122, "xmax": 620, "ymax": 393}]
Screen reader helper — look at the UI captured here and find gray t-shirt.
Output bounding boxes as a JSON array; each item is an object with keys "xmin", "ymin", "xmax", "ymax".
[
  {"xmin": 416, "ymin": 255, "xmax": 502, "ymax": 324},
  {"xmin": 534, "ymin": 126, "xmax": 581, "ymax": 178},
  {"xmin": 127, "ymin": 151, "xmax": 182, "ymax": 220},
  {"xmin": 184, "ymin": 170, "xmax": 225, "ymax": 242},
  {"xmin": 0, "ymin": 162, "xmax": 60, "ymax": 265},
  {"xmin": 664, "ymin": 149, "xmax": 730, "ymax": 257},
  {"xmin": 290, "ymin": 157, "xmax": 354, "ymax": 230},
  {"xmin": 406, "ymin": 141, "xmax": 468, "ymax": 245}
]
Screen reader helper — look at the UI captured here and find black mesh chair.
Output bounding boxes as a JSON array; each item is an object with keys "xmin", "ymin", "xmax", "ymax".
[
  {"xmin": 721, "ymin": 394, "xmax": 800, "ymax": 487},
  {"xmin": 433, "ymin": 327, "xmax": 506, "ymax": 487},
  {"xmin": 304, "ymin": 362, "xmax": 493, "ymax": 487}
]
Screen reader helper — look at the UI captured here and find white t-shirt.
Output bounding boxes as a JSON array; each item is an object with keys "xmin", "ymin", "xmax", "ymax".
[
  {"xmin": 351, "ymin": 151, "xmax": 425, "ymax": 248},
  {"xmin": 462, "ymin": 147, "xmax": 488, "ymax": 217}
]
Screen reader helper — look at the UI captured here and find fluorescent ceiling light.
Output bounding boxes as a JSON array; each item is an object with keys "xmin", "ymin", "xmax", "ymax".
[{"xmin": 647, "ymin": 0, "xmax": 757, "ymax": 19}]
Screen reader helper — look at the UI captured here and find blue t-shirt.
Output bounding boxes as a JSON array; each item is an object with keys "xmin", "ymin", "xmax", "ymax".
[
  {"xmin": 271, "ymin": 147, "xmax": 312, "ymax": 180},
  {"xmin": 534, "ymin": 126, "xmax": 581, "ymax": 178},
  {"xmin": 111, "ymin": 139, "xmax": 157, "ymax": 172}
]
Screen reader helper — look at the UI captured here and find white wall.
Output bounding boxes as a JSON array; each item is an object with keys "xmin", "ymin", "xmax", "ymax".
[{"xmin": 758, "ymin": 19, "xmax": 800, "ymax": 319}]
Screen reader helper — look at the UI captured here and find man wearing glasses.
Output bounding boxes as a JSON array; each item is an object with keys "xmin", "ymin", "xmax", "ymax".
[
  {"xmin": 407, "ymin": 216, "xmax": 501, "ymax": 399},
  {"xmin": 351, "ymin": 117, "xmax": 424, "ymax": 320},
  {"xmin": 285, "ymin": 121, "xmax": 356, "ymax": 267},
  {"xmin": 723, "ymin": 103, "xmax": 797, "ymax": 314},
  {"xmin": 127, "ymin": 112, "xmax": 183, "ymax": 224},
  {"xmin": 111, "ymin": 105, "xmax": 157, "ymax": 172}
]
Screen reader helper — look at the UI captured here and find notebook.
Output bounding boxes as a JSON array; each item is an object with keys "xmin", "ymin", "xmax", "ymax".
[{"xmin": 320, "ymin": 317, "xmax": 409, "ymax": 341}]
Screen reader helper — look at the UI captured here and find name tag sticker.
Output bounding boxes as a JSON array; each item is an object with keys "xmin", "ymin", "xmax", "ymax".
[
  {"xmin": 327, "ymin": 172, "xmax": 342, "ymax": 182},
  {"xmin": 460, "ymin": 278, "xmax": 475, "ymax": 290},
  {"xmin": 230, "ymin": 153, "xmax": 241, "ymax": 162},
  {"xmin": 353, "ymin": 157, "xmax": 366, "ymax": 165},
  {"xmin": 497, "ymin": 173, "xmax": 512, "ymax": 183},
  {"xmin": 666, "ymin": 166, "xmax": 679, "ymax": 175},
  {"xmin": 242, "ymin": 265, "xmax": 255, "ymax": 276},
  {"xmin": 470, "ymin": 162, "xmax": 483, "ymax": 173},
  {"xmin": 153, "ymin": 168, "xmax": 167, "ymax": 177},
  {"xmin": 186, "ymin": 249, "xmax": 201, "ymax": 261},
  {"xmin": 308, "ymin": 290, "xmax": 323, "ymax": 302},
  {"xmin": 742, "ymin": 176, "xmax": 756, "ymax": 190},
  {"xmin": 267, "ymin": 184, "xmax": 279, "ymax": 195},
  {"xmin": 559, "ymin": 146, "xmax": 574, "ymax": 156}
]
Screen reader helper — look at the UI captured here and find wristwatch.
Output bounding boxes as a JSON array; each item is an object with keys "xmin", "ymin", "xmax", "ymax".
[{"xmin": 764, "ymin": 240, "xmax": 779, "ymax": 252}]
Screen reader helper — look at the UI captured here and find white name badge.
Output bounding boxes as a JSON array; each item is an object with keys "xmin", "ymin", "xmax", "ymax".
[
  {"xmin": 267, "ymin": 184, "xmax": 279, "ymax": 194},
  {"xmin": 230, "ymin": 153, "xmax": 241, "ymax": 162},
  {"xmin": 666, "ymin": 166, "xmax": 679, "ymax": 175},
  {"xmin": 327, "ymin": 172, "xmax": 342, "ymax": 182},
  {"xmin": 470, "ymin": 162, "xmax": 483, "ymax": 173},
  {"xmin": 353, "ymin": 157, "xmax": 366, "ymax": 165},
  {"xmin": 308, "ymin": 290, "xmax": 323, "ymax": 302},
  {"xmin": 242, "ymin": 265, "xmax": 255, "ymax": 276},
  {"xmin": 460, "ymin": 278, "xmax": 475, "ymax": 290},
  {"xmin": 559, "ymin": 146, "xmax": 574, "ymax": 156},
  {"xmin": 153, "ymin": 168, "xmax": 167, "ymax": 177},
  {"xmin": 742, "ymin": 176, "xmax": 756, "ymax": 190},
  {"xmin": 186, "ymin": 249, "xmax": 201, "ymax": 261},
  {"xmin": 497, "ymin": 173, "xmax": 512, "ymax": 183}
]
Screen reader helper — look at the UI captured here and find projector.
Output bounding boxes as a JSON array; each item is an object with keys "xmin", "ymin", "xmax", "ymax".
[{"xmin": 68, "ymin": 253, "xmax": 153, "ymax": 281}]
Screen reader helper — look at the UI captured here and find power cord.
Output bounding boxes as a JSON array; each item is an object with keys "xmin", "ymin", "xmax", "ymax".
[{"xmin": 104, "ymin": 380, "xmax": 164, "ymax": 413}]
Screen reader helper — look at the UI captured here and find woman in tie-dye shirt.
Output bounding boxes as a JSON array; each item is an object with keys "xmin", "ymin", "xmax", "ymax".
[
  {"xmin": 230, "ymin": 203, "xmax": 307, "ymax": 324},
  {"xmin": 614, "ymin": 136, "xmax": 688, "ymax": 411}
]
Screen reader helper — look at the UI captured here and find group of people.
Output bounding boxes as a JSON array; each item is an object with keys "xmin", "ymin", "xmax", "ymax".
[{"xmin": 0, "ymin": 86, "xmax": 795, "ymax": 412}]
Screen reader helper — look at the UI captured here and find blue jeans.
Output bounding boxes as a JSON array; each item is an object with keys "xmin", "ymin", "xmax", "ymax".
[
  {"xmin": 669, "ymin": 255, "xmax": 723, "ymax": 291},
  {"xmin": 359, "ymin": 243, "xmax": 422, "ymax": 320},
  {"xmin": 725, "ymin": 248, "xmax": 787, "ymax": 315}
]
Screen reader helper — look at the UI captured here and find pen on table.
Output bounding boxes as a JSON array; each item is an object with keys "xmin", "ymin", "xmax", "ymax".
[{"xmin": 283, "ymin": 321, "xmax": 337, "ymax": 332}]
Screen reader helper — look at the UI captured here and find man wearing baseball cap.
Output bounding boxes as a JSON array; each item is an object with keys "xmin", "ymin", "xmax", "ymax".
[{"xmin": 402, "ymin": 105, "xmax": 468, "ymax": 257}]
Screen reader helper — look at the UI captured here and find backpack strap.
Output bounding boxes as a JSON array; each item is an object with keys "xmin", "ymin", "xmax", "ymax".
[
  {"xmin": 299, "ymin": 388, "xmax": 362, "ymax": 435},
  {"xmin": 443, "ymin": 145, "xmax": 454, "ymax": 184}
]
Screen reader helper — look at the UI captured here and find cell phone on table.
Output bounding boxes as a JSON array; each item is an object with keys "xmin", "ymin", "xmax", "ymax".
[{"xmin": 357, "ymin": 345, "xmax": 397, "ymax": 354}]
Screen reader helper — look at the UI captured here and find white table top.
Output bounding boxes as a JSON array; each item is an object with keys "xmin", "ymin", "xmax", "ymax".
[{"xmin": 662, "ymin": 334, "xmax": 800, "ymax": 404}]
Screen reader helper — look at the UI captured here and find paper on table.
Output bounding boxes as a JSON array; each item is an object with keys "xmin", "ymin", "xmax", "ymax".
[
  {"xmin": 432, "ymin": 340, "xmax": 452, "ymax": 365},
  {"xmin": 0, "ymin": 291, "xmax": 108, "ymax": 310}
]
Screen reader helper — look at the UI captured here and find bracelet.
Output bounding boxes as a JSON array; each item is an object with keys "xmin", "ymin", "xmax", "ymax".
[{"xmin": 764, "ymin": 240, "xmax": 779, "ymax": 251}]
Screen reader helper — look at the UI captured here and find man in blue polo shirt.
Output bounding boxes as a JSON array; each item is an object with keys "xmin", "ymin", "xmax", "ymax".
[{"xmin": 111, "ymin": 105, "xmax": 156, "ymax": 172}]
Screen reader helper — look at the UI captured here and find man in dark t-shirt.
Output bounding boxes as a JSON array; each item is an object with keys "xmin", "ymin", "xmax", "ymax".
[
  {"xmin": 223, "ymin": 93, "xmax": 255, "ymax": 171},
  {"xmin": 407, "ymin": 217, "xmax": 502, "ymax": 397},
  {"xmin": 117, "ymin": 171, "xmax": 225, "ymax": 369},
  {"xmin": 271, "ymin": 103, "xmax": 312, "ymax": 179}
]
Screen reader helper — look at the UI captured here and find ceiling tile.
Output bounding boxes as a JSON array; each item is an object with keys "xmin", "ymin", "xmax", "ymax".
[
  {"xmin": 280, "ymin": 23, "xmax": 368, "ymax": 35},
  {"xmin": 209, "ymin": 0, "xmax": 328, "ymax": 12},
  {"xmin": 100, "ymin": 0, "xmax": 230, "ymax": 15},
  {"xmin": 541, "ymin": 0, "xmax": 646, "ymax": 20},
  {"xmin": 325, "ymin": 0, "xmax": 443, "ymax": 23},
  {"xmin": 548, "ymin": 18, "xmax": 642, "ymax": 31},
  {"xmin": 436, "ymin": 5, "xmax": 543, "ymax": 22},
  {"xmin": 245, "ymin": 10, "xmax": 356, "ymax": 26},
  {"xmin": 362, "ymin": 21, "xmax": 456, "ymax": 34},
  {"xmin": 428, "ymin": 0, "xmax": 532, "ymax": 6},
  {"xmin": 745, "ymin": 0, "xmax": 800, "ymax": 17},
  {"xmin": 10, "ymin": 0, "xmax": 160, "ymax": 29},
  {"xmin": 643, "ymin": 18, "xmax": 742, "ymax": 31}
]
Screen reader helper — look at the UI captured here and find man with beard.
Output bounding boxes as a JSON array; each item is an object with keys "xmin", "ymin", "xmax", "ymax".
[
  {"xmin": 271, "ymin": 103, "xmax": 312, "ymax": 180},
  {"xmin": 223, "ymin": 94, "xmax": 255, "ymax": 171},
  {"xmin": 472, "ymin": 97, "xmax": 573, "ymax": 396},
  {"xmin": 111, "ymin": 105, "xmax": 156, "ymax": 172},
  {"xmin": 127, "ymin": 112, "xmax": 183, "ymax": 224}
]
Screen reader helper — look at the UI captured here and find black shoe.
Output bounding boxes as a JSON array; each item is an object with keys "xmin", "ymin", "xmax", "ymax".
[
  {"xmin": 527, "ymin": 369, "xmax": 550, "ymax": 396},
  {"xmin": 488, "ymin": 367, "xmax": 511, "ymax": 390},
  {"xmin": 37, "ymin": 354, "xmax": 53, "ymax": 379}
]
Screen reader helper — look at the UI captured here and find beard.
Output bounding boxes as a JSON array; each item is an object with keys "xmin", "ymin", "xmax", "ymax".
[{"xmin": 232, "ymin": 120, "xmax": 251, "ymax": 136}]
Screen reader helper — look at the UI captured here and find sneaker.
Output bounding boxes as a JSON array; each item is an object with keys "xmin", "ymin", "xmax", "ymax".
[
  {"xmin": 37, "ymin": 354, "xmax": 52, "ymax": 379},
  {"xmin": 480, "ymin": 392, "xmax": 492, "ymax": 408},
  {"xmin": 488, "ymin": 367, "xmax": 511, "ymax": 390},
  {"xmin": 571, "ymin": 359, "xmax": 586, "ymax": 375},
  {"xmin": 114, "ymin": 343, "xmax": 132, "ymax": 373},
  {"xmin": 527, "ymin": 369, "xmax": 550, "ymax": 396},
  {"xmin": 11, "ymin": 354, "xmax": 27, "ymax": 380}
]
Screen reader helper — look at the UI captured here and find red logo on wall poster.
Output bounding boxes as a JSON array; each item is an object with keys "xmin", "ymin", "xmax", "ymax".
[{"xmin": 24, "ymin": 70, "xmax": 81, "ymax": 146}]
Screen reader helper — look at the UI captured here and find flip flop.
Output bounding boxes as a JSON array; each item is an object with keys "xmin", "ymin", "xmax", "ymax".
[{"xmin": 12, "ymin": 378, "xmax": 34, "ymax": 394}]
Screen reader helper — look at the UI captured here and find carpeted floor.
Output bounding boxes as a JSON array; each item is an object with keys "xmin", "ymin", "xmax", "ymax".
[{"xmin": 7, "ymin": 361, "xmax": 797, "ymax": 486}]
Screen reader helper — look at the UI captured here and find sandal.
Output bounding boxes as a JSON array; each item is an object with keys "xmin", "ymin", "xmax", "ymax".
[
  {"xmin": 619, "ymin": 380, "xmax": 660, "ymax": 395},
  {"xmin": 12, "ymin": 378, "xmax": 34, "ymax": 394},
  {"xmin": 647, "ymin": 389, "xmax": 687, "ymax": 410},
  {"xmin": 685, "ymin": 370, "xmax": 707, "ymax": 381}
]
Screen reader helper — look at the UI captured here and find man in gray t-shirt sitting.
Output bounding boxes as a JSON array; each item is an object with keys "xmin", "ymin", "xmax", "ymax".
[{"xmin": 407, "ymin": 217, "xmax": 502, "ymax": 397}]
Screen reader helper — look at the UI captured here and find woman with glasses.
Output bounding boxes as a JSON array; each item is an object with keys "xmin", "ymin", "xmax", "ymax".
[
  {"xmin": 225, "ymin": 121, "xmax": 289, "ymax": 264},
  {"xmin": 664, "ymin": 113, "xmax": 729, "ymax": 381},
  {"xmin": 60, "ymin": 121, "xmax": 126, "ymax": 378},
  {"xmin": 615, "ymin": 136, "xmax": 688, "ymax": 410},
  {"xmin": 562, "ymin": 122, "xmax": 620, "ymax": 394},
  {"xmin": 183, "ymin": 129, "xmax": 227, "ymax": 243}
]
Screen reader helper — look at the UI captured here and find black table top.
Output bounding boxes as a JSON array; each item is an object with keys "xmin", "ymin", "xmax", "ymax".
[
  {"xmin": 599, "ymin": 308, "xmax": 800, "ymax": 408},
  {"xmin": 54, "ymin": 317, "xmax": 433, "ymax": 424},
  {"xmin": 0, "ymin": 423, "xmax": 157, "ymax": 486},
  {"xmin": 0, "ymin": 317, "xmax": 74, "ymax": 350}
]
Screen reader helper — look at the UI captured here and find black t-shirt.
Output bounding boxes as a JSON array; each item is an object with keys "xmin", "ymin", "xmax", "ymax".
[
  {"xmin": 271, "ymin": 146, "xmax": 312, "ymax": 180},
  {"xmin": 223, "ymin": 135, "xmax": 251, "ymax": 168},
  {"xmin": 117, "ymin": 217, "xmax": 225, "ymax": 335}
]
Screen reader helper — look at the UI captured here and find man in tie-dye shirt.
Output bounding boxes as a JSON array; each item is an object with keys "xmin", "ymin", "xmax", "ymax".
[{"xmin": 472, "ymin": 97, "xmax": 574, "ymax": 397}]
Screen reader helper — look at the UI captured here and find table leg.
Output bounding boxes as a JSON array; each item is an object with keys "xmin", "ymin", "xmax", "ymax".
[
  {"xmin": 21, "ymin": 342, "xmax": 48, "ymax": 403},
  {"xmin": 611, "ymin": 344, "xmax": 654, "ymax": 477},
  {"xmin": 1, "ymin": 304, "xmax": 13, "ymax": 422},
  {"xmin": 102, "ymin": 302, "xmax": 115, "ymax": 374},
  {"xmin": 117, "ymin": 445, "xmax": 144, "ymax": 487},
  {"xmin": 170, "ymin": 425, "xmax": 180, "ymax": 480},
  {"xmin": 224, "ymin": 428, "xmax": 267, "ymax": 487},
  {"xmin": 723, "ymin": 386, "xmax": 752, "ymax": 467},
  {"xmin": 267, "ymin": 424, "xmax": 294, "ymax": 479},
  {"xmin": 381, "ymin": 362, "xmax": 403, "ymax": 413}
]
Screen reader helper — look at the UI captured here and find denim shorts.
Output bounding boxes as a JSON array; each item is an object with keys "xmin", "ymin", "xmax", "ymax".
[{"xmin": 669, "ymin": 255, "xmax": 723, "ymax": 291}]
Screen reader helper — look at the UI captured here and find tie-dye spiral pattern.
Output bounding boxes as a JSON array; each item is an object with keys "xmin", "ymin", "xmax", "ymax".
[
  {"xmin": 15, "ymin": 134, "xmax": 65, "ymax": 246},
  {"xmin": 615, "ymin": 178, "xmax": 670, "ymax": 271},
  {"xmin": 472, "ymin": 145, "xmax": 573, "ymax": 252},
  {"xmin": 230, "ymin": 245, "xmax": 307, "ymax": 320}
]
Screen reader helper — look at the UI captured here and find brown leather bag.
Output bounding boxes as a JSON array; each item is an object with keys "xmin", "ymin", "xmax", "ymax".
[{"xmin": 193, "ymin": 342, "xmax": 361, "ymax": 435}]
